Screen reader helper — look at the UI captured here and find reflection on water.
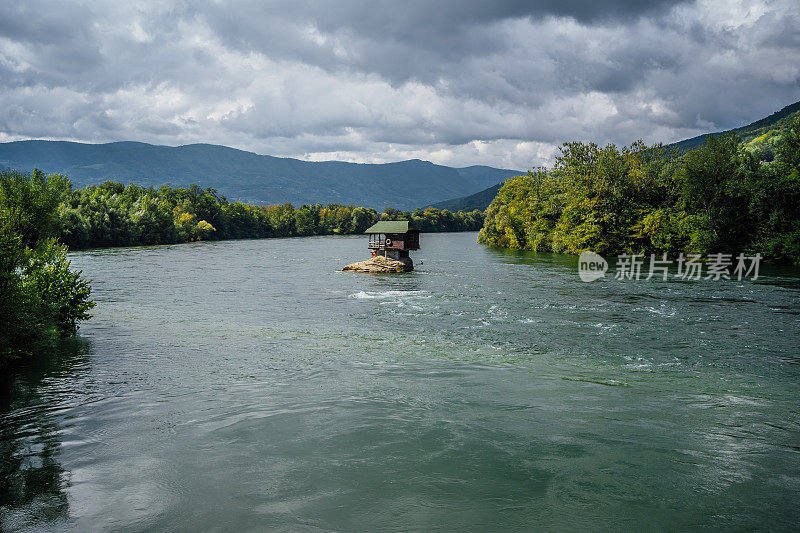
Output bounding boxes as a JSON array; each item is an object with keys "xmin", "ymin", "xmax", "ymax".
[
  {"xmin": 0, "ymin": 339, "xmax": 91, "ymax": 529},
  {"xmin": 1, "ymin": 232, "xmax": 799, "ymax": 530}
]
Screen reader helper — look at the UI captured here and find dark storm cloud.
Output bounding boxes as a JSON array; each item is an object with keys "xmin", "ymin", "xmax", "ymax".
[
  {"xmin": 0, "ymin": 0, "xmax": 798, "ymax": 169},
  {"xmin": 198, "ymin": 0, "xmax": 691, "ymax": 86}
]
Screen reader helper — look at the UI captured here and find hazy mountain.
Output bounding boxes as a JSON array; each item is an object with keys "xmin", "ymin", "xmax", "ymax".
[
  {"xmin": 0, "ymin": 140, "xmax": 520, "ymax": 210},
  {"xmin": 430, "ymin": 182, "xmax": 505, "ymax": 212}
]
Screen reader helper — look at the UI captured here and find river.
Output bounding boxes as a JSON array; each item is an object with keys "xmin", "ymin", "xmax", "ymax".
[{"xmin": 1, "ymin": 232, "xmax": 799, "ymax": 531}]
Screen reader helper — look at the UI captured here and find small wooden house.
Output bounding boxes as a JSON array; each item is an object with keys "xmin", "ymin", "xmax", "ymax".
[{"xmin": 364, "ymin": 220, "xmax": 421, "ymax": 261}]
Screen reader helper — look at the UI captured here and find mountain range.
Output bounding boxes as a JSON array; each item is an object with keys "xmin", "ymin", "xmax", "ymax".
[
  {"xmin": 2, "ymin": 99, "xmax": 797, "ymax": 212},
  {"xmin": 0, "ymin": 140, "xmax": 519, "ymax": 210}
]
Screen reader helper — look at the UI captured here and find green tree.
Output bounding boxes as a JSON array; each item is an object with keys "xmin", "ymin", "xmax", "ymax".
[
  {"xmin": 0, "ymin": 169, "xmax": 70, "ymax": 247},
  {"xmin": 681, "ymin": 134, "xmax": 753, "ymax": 252},
  {"xmin": 23, "ymin": 239, "xmax": 94, "ymax": 336},
  {"xmin": 350, "ymin": 207, "xmax": 378, "ymax": 234},
  {"xmin": 747, "ymin": 118, "xmax": 800, "ymax": 262},
  {"xmin": 777, "ymin": 117, "xmax": 800, "ymax": 173},
  {"xmin": 294, "ymin": 206, "xmax": 318, "ymax": 236},
  {"xmin": 0, "ymin": 170, "xmax": 95, "ymax": 365}
]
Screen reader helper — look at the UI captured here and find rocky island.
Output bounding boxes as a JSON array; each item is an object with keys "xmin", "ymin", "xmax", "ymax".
[
  {"xmin": 342, "ymin": 255, "xmax": 414, "ymax": 273},
  {"xmin": 342, "ymin": 220, "xmax": 420, "ymax": 273}
]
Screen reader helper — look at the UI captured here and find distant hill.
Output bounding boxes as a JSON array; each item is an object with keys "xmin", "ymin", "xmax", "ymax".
[
  {"xmin": 0, "ymin": 140, "xmax": 520, "ymax": 210},
  {"xmin": 430, "ymin": 182, "xmax": 505, "ymax": 212}
]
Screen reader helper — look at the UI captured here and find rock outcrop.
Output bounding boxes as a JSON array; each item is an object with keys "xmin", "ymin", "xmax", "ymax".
[{"xmin": 342, "ymin": 255, "xmax": 414, "ymax": 273}]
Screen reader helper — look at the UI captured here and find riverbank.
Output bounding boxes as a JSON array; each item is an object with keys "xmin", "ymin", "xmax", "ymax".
[{"xmin": 479, "ymin": 125, "xmax": 800, "ymax": 266}]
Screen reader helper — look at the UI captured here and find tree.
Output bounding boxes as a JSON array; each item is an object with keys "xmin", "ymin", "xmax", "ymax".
[
  {"xmin": 294, "ymin": 206, "xmax": 318, "ymax": 236},
  {"xmin": 777, "ymin": 117, "xmax": 800, "ymax": 173},
  {"xmin": 350, "ymin": 207, "xmax": 377, "ymax": 234},
  {"xmin": 23, "ymin": 239, "xmax": 94, "ymax": 336},
  {"xmin": 0, "ymin": 169, "xmax": 70, "ymax": 247},
  {"xmin": 747, "ymin": 118, "xmax": 800, "ymax": 262},
  {"xmin": 681, "ymin": 134, "xmax": 753, "ymax": 252},
  {"xmin": 0, "ymin": 170, "xmax": 95, "ymax": 365}
]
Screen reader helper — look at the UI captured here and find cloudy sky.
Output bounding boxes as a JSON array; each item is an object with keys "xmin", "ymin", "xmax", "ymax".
[{"xmin": 0, "ymin": 0, "xmax": 798, "ymax": 170}]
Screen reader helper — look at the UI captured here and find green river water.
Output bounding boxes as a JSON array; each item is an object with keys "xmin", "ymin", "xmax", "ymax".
[{"xmin": 1, "ymin": 231, "xmax": 799, "ymax": 531}]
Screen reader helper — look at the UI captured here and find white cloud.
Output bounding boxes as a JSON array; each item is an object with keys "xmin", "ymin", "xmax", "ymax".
[{"xmin": 0, "ymin": 0, "xmax": 798, "ymax": 171}]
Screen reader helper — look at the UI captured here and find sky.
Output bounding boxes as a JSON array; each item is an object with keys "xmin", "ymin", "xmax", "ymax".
[{"xmin": 0, "ymin": 0, "xmax": 798, "ymax": 170}]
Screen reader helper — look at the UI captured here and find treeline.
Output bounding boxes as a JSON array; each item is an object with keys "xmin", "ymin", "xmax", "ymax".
[
  {"xmin": 0, "ymin": 170, "xmax": 484, "ymax": 364},
  {"xmin": 479, "ymin": 118, "xmax": 800, "ymax": 265},
  {"xmin": 1, "ymin": 171, "xmax": 94, "ymax": 365},
  {"xmin": 57, "ymin": 181, "xmax": 484, "ymax": 249}
]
